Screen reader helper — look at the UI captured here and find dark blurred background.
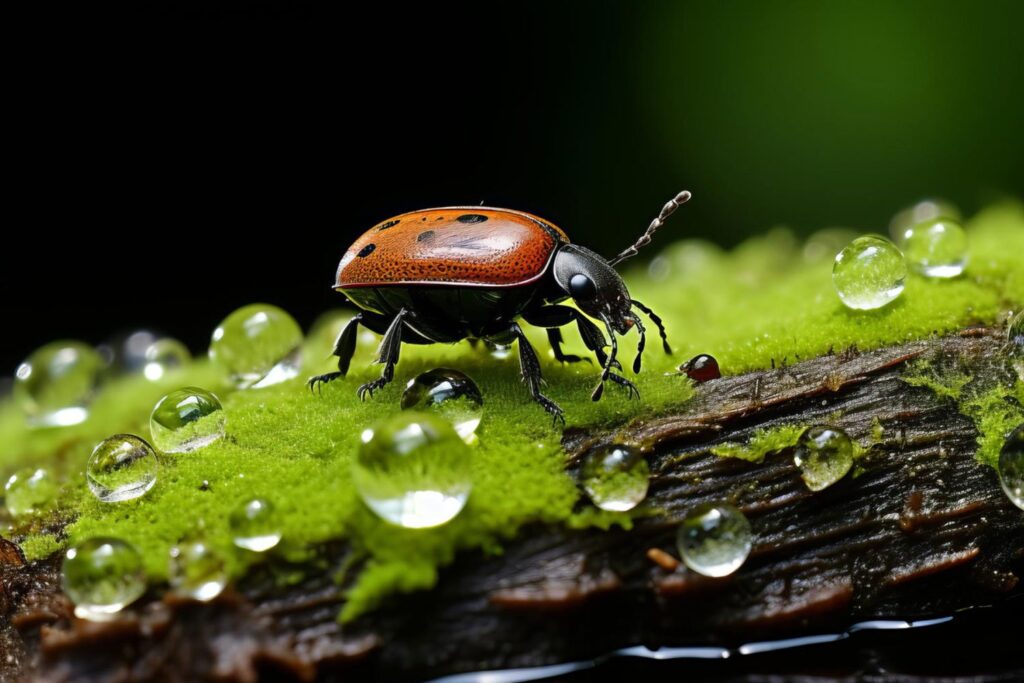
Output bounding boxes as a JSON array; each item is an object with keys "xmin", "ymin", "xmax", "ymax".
[{"xmin": 5, "ymin": 0, "xmax": 1023, "ymax": 372}]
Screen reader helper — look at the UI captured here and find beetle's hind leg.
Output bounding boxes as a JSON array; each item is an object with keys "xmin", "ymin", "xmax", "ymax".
[
  {"xmin": 308, "ymin": 312, "xmax": 366, "ymax": 394},
  {"xmin": 510, "ymin": 323, "xmax": 565, "ymax": 425},
  {"xmin": 357, "ymin": 308, "xmax": 408, "ymax": 400},
  {"xmin": 546, "ymin": 328, "xmax": 590, "ymax": 364}
]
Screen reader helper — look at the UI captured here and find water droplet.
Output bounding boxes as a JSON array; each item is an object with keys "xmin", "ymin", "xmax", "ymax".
[
  {"xmin": 229, "ymin": 498, "xmax": 282, "ymax": 551},
  {"xmin": 803, "ymin": 228, "xmax": 858, "ymax": 263},
  {"xmin": 793, "ymin": 426, "xmax": 854, "ymax": 491},
  {"xmin": 488, "ymin": 342, "xmax": 513, "ymax": 360},
  {"xmin": 833, "ymin": 236, "xmax": 907, "ymax": 310},
  {"xmin": 401, "ymin": 368, "xmax": 483, "ymax": 443},
  {"xmin": 209, "ymin": 304, "xmax": 303, "ymax": 388},
  {"xmin": 142, "ymin": 338, "xmax": 192, "ymax": 381},
  {"xmin": 889, "ymin": 198, "xmax": 961, "ymax": 241},
  {"xmin": 169, "ymin": 539, "xmax": 228, "ymax": 601},
  {"xmin": 900, "ymin": 219, "xmax": 969, "ymax": 278},
  {"xmin": 680, "ymin": 354, "xmax": 721, "ymax": 382},
  {"xmin": 98, "ymin": 330, "xmax": 162, "ymax": 375},
  {"xmin": 580, "ymin": 444, "xmax": 649, "ymax": 511},
  {"xmin": 61, "ymin": 537, "xmax": 146, "ymax": 620},
  {"xmin": 4, "ymin": 467, "xmax": 58, "ymax": 517},
  {"xmin": 998, "ymin": 425, "xmax": 1023, "ymax": 510},
  {"xmin": 13, "ymin": 341, "xmax": 103, "ymax": 427},
  {"xmin": 87, "ymin": 435, "xmax": 158, "ymax": 503},
  {"xmin": 353, "ymin": 412, "xmax": 472, "ymax": 528},
  {"xmin": 676, "ymin": 503, "xmax": 752, "ymax": 577},
  {"xmin": 150, "ymin": 387, "xmax": 226, "ymax": 453}
]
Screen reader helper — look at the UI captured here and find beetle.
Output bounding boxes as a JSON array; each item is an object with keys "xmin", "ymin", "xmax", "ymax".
[{"xmin": 309, "ymin": 190, "xmax": 691, "ymax": 422}]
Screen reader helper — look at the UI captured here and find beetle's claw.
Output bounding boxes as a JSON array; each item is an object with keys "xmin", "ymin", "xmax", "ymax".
[
  {"xmin": 607, "ymin": 373, "xmax": 641, "ymax": 400},
  {"xmin": 307, "ymin": 372, "xmax": 343, "ymax": 396}
]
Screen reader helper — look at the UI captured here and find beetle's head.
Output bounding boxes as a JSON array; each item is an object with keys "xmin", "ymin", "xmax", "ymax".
[{"xmin": 552, "ymin": 245, "xmax": 637, "ymax": 335}]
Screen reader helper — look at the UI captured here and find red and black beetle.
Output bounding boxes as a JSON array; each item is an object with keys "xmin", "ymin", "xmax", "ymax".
[{"xmin": 309, "ymin": 190, "xmax": 691, "ymax": 422}]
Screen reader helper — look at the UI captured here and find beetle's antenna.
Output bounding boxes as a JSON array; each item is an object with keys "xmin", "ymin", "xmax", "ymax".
[{"xmin": 607, "ymin": 190, "xmax": 691, "ymax": 267}]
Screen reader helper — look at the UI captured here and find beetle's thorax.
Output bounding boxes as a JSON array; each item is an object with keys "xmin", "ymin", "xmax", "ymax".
[{"xmin": 552, "ymin": 244, "xmax": 635, "ymax": 334}]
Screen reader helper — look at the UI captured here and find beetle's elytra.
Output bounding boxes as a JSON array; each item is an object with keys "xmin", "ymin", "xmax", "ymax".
[{"xmin": 309, "ymin": 191, "xmax": 692, "ymax": 423}]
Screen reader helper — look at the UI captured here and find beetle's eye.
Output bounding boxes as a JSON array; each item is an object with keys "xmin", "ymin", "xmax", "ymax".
[{"xmin": 568, "ymin": 273, "xmax": 597, "ymax": 299}]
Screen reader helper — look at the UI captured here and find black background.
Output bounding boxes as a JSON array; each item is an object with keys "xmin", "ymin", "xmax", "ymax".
[{"xmin": 5, "ymin": 1, "xmax": 1023, "ymax": 373}]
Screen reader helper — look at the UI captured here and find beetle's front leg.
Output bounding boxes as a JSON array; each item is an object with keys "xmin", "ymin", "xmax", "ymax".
[{"xmin": 357, "ymin": 308, "xmax": 408, "ymax": 400}]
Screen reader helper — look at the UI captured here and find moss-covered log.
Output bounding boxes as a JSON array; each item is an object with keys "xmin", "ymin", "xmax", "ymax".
[{"xmin": 3, "ymin": 326, "xmax": 1021, "ymax": 681}]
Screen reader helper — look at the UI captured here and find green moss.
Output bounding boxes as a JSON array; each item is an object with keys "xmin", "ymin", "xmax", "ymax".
[
  {"xmin": 711, "ymin": 424, "xmax": 806, "ymax": 462},
  {"xmin": 1, "ymin": 202, "xmax": 1023, "ymax": 620},
  {"xmin": 901, "ymin": 359, "xmax": 973, "ymax": 400},
  {"xmin": 961, "ymin": 383, "xmax": 1024, "ymax": 468}
]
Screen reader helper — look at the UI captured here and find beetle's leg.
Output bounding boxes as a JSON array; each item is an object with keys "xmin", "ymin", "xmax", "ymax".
[
  {"xmin": 631, "ymin": 313, "xmax": 646, "ymax": 374},
  {"xmin": 631, "ymin": 299, "xmax": 672, "ymax": 354},
  {"xmin": 307, "ymin": 313, "xmax": 364, "ymax": 394},
  {"xmin": 510, "ymin": 322, "xmax": 565, "ymax": 425},
  {"xmin": 522, "ymin": 305, "xmax": 618, "ymax": 369},
  {"xmin": 357, "ymin": 308, "xmax": 407, "ymax": 400},
  {"xmin": 592, "ymin": 316, "xmax": 638, "ymax": 401},
  {"xmin": 546, "ymin": 328, "xmax": 589, "ymax": 364}
]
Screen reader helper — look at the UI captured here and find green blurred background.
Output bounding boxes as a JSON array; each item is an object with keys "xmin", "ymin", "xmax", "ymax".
[{"xmin": 6, "ymin": 0, "xmax": 1023, "ymax": 369}]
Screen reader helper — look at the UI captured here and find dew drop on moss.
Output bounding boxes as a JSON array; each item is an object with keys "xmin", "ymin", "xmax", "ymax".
[
  {"xmin": 488, "ymin": 342, "xmax": 513, "ymax": 360},
  {"xmin": 901, "ymin": 218, "xmax": 969, "ymax": 278},
  {"xmin": 353, "ymin": 412, "xmax": 472, "ymax": 529},
  {"xmin": 14, "ymin": 341, "xmax": 103, "ymax": 427},
  {"xmin": 998, "ymin": 425, "xmax": 1024, "ymax": 510},
  {"xmin": 676, "ymin": 502, "xmax": 752, "ymax": 577},
  {"xmin": 169, "ymin": 539, "xmax": 228, "ymax": 601},
  {"xmin": 793, "ymin": 425, "xmax": 854, "ymax": 491},
  {"xmin": 833, "ymin": 236, "xmax": 907, "ymax": 310},
  {"xmin": 580, "ymin": 444, "xmax": 649, "ymax": 511},
  {"xmin": 229, "ymin": 498, "xmax": 282, "ymax": 552},
  {"xmin": 142, "ymin": 338, "xmax": 192, "ymax": 381},
  {"xmin": 61, "ymin": 537, "xmax": 146, "ymax": 621},
  {"xmin": 888, "ymin": 198, "xmax": 961, "ymax": 241},
  {"xmin": 401, "ymin": 368, "xmax": 483, "ymax": 443},
  {"xmin": 209, "ymin": 304, "xmax": 303, "ymax": 389},
  {"xmin": 86, "ymin": 435, "xmax": 158, "ymax": 503},
  {"xmin": 150, "ymin": 387, "xmax": 226, "ymax": 454},
  {"xmin": 4, "ymin": 466, "xmax": 58, "ymax": 518}
]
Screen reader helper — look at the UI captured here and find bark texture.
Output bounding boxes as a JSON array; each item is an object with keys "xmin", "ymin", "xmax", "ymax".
[{"xmin": 2, "ymin": 328, "xmax": 1022, "ymax": 682}]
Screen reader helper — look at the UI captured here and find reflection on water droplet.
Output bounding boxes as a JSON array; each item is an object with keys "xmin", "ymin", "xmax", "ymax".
[
  {"xmin": 87, "ymin": 435, "xmax": 158, "ymax": 503},
  {"xmin": 209, "ymin": 304, "xmax": 303, "ymax": 388},
  {"xmin": 580, "ymin": 444, "xmax": 649, "ymax": 511},
  {"xmin": 793, "ymin": 426, "xmax": 854, "ymax": 491},
  {"xmin": 229, "ymin": 498, "xmax": 282, "ymax": 551},
  {"xmin": 150, "ymin": 387, "xmax": 226, "ymax": 453},
  {"xmin": 13, "ymin": 341, "xmax": 103, "ymax": 427},
  {"xmin": 61, "ymin": 537, "xmax": 146, "ymax": 621},
  {"xmin": 401, "ymin": 368, "xmax": 483, "ymax": 443},
  {"xmin": 888, "ymin": 198, "xmax": 961, "ymax": 241},
  {"xmin": 998, "ymin": 425, "xmax": 1023, "ymax": 510},
  {"xmin": 676, "ymin": 502, "xmax": 752, "ymax": 577},
  {"xmin": 833, "ymin": 236, "xmax": 907, "ymax": 310},
  {"xmin": 4, "ymin": 467, "xmax": 58, "ymax": 517},
  {"xmin": 169, "ymin": 539, "xmax": 228, "ymax": 601},
  {"xmin": 901, "ymin": 219, "xmax": 969, "ymax": 278},
  {"xmin": 353, "ymin": 412, "xmax": 472, "ymax": 528}
]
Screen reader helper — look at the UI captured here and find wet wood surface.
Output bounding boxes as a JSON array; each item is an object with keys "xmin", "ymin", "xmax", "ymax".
[{"xmin": 2, "ymin": 328, "xmax": 1022, "ymax": 682}]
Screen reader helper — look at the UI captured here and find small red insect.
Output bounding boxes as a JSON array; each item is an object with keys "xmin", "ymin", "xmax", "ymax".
[{"xmin": 310, "ymin": 191, "xmax": 692, "ymax": 422}]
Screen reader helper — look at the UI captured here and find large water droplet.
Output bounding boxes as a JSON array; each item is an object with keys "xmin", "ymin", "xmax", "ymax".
[
  {"xmin": 142, "ymin": 338, "xmax": 192, "ymax": 381},
  {"xmin": 87, "ymin": 435, "xmax": 158, "ymax": 503},
  {"xmin": 4, "ymin": 467, "xmax": 58, "ymax": 517},
  {"xmin": 169, "ymin": 539, "xmax": 228, "ymax": 601},
  {"xmin": 676, "ymin": 503, "xmax": 752, "ymax": 577},
  {"xmin": 61, "ymin": 537, "xmax": 146, "ymax": 620},
  {"xmin": 580, "ymin": 444, "xmax": 649, "ymax": 511},
  {"xmin": 901, "ymin": 218, "xmax": 969, "ymax": 278},
  {"xmin": 150, "ymin": 387, "xmax": 226, "ymax": 453},
  {"xmin": 793, "ymin": 426, "xmax": 854, "ymax": 491},
  {"xmin": 889, "ymin": 198, "xmax": 961, "ymax": 241},
  {"xmin": 833, "ymin": 236, "xmax": 907, "ymax": 310},
  {"xmin": 353, "ymin": 412, "xmax": 472, "ymax": 528},
  {"xmin": 209, "ymin": 304, "xmax": 303, "ymax": 388},
  {"xmin": 401, "ymin": 368, "xmax": 483, "ymax": 443},
  {"xmin": 14, "ymin": 341, "xmax": 103, "ymax": 427},
  {"xmin": 229, "ymin": 498, "xmax": 282, "ymax": 551},
  {"xmin": 998, "ymin": 425, "xmax": 1023, "ymax": 510}
]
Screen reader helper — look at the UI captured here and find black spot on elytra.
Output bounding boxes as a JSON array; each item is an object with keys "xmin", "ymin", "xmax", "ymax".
[
  {"xmin": 457, "ymin": 214, "xmax": 488, "ymax": 224},
  {"xmin": 377, "ymin": 220, "xmax": 400, "ymax": 231},
  {"xmin": 357, "ymin": 244, "xmax": 376, "ymax": 258},
  {"xmin": 417, "ymin": 230, "xmax": 435, "ymax": 242},
  {"xmin": 435, "ymin": 216, "xmax": 445, "ymax": 221}
]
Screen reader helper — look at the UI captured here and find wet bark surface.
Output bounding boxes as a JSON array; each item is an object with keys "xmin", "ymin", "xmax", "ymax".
[{"xmin": 2, "ymin": 328, "xmax": 1022, "ymax": 682}]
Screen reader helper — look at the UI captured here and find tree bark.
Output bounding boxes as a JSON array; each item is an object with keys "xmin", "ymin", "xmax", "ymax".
[{"xmin": 2, "ymin": 328, "xmax": 1022, "ymax": 682}]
